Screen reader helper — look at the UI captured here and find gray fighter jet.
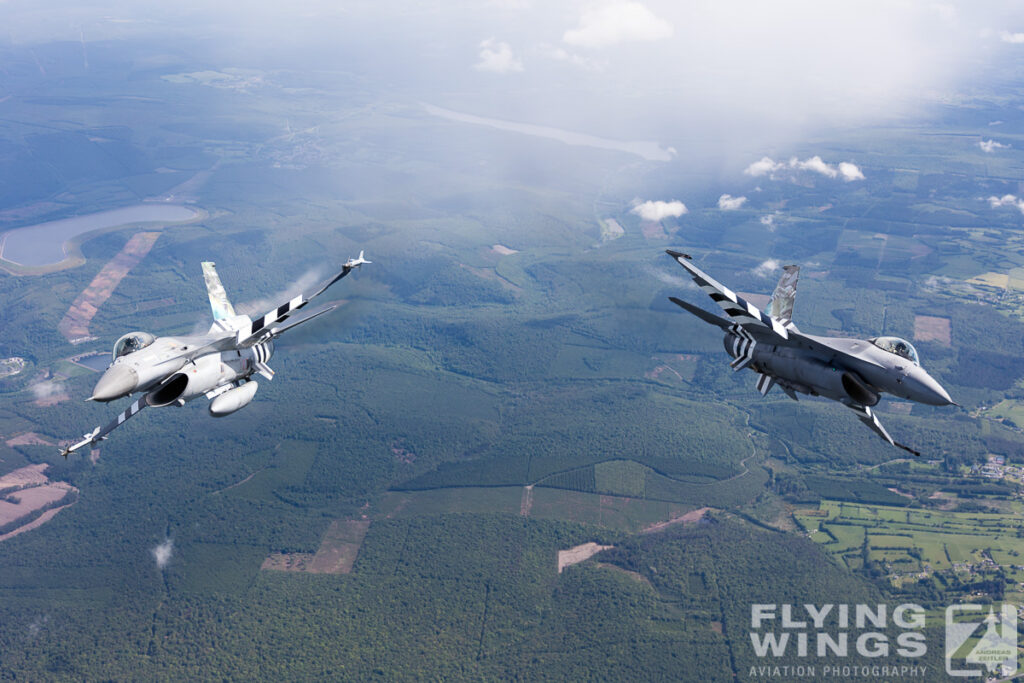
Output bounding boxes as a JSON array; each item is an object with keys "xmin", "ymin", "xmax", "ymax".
[
  {"xmin": 665, "ymin": 250, "xmax": 954, "ymax": 455},
  {"xmin": 60, "ymin": 253, "xmax": 370, "ymax": 457}
]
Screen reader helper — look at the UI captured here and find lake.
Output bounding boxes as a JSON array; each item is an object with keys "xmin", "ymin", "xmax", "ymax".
[
  {"xmin": 74, "ymin": 353, "xmax": 111, "ymax": 372},
  {"xmin": 0, "ymin": 204, "xmax": 198, "ymax": 266}
]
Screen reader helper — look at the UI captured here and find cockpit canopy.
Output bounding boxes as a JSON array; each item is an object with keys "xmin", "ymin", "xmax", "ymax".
[
  {"xmin": 869, "ymin": 336, "xmax": 919, "ymax": 365},
  {"xmin": 112, "ymin": 331, "xmax": 156, "ymax": 361}
]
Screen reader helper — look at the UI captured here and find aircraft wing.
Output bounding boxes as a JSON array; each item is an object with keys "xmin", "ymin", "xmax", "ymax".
[
  {"xmin": 846, "ymin": 403, "xmax": 921, "ymax": 456},
  {"xmin": 666, "ymin": 250, "xmax": 792, "ymax": 341},
  {"xmin": 60, "ymin": 396, "xmax": 148, "ymax": 457},
  {"xmin": 237, "ymin": 256, "xmax": 366, "ymax": 348}
]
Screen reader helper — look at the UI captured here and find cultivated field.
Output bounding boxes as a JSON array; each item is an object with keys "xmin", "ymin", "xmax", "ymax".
[
  {"xmin": 0, "ymin": 464, "xmax": 77, "ymax": 542},
  {"xmin": 913, "ymin": 315, "xmax": 951, "ymax": 345},
  {"xmin": 57, "ymin": 231, "xmax": 161, "ymax": 342},
  {"xmin": 796, "ymin": 500, "xmax": 1024, "ymax": 596},
  {"xmin": 262, "ymin": 520, "xmax": 370, "ymax": 574}
]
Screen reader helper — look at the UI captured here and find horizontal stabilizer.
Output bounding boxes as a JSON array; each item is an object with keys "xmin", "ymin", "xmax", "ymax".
[
  {"xmin": 668, "ymin": 297, "xmax": 731, "ymax": 329},
  {"xmin": 267, "ymin": 303, "xmax": 338, "ymax": 337}
]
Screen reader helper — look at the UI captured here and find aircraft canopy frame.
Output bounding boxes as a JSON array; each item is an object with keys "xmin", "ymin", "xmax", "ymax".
[
  {"xmin": 868, "ymin": 336, "xmax": 919, "ymax": 365},
  {"xmin": 112, "ymin": 331, "xmax": 156, "ymax": 361}
]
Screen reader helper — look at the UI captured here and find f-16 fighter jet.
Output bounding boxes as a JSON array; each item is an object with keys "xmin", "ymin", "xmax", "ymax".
[
  {"xmin": 60, "ymin": 253, "xmax": 370, "ymax": 457},
  {"xmin": 665, "ymin": 250, "xmax": 954, "ymax": 455}
]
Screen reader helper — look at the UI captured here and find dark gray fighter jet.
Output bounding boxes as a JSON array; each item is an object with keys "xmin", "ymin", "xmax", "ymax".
[{"xmin": 665, "ymin": 250, "xmax": 955, "ymax": 455}]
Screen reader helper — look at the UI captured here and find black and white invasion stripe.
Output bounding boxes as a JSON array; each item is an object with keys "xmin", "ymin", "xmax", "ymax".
[
  {"xmin": 252, "ymin": 342, "xmax": 272, "ymax": 364},
  {"xmin": 92, "ymin": 396, "xmax": 148, "ymax": 444},
  {"xmin": 756, "ymin": 373, "xmax": 775, "ymax": 396},
  {"xmin": 116, "ymin": 397, "xmax": 145, "ymax": 425},
  {"xmin": 249, "ymin": 295, "xmax": 307, "ymax": 337},
  {"xmin": 670, "ymin": 253, "xmax": 790, "ymax": 340},
  {"xmin": 728, "ymin": 324, "xmax": 757, "ymax": 371}
]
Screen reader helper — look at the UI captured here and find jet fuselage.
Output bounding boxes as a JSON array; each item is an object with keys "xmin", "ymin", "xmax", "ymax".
[
  {"xmin": 91, "ymin": 332, "xmax": 273, "ymax": 408},
  {"xmin": 722, "ymin": 330, "xmax": 952, "ymax": 407}
]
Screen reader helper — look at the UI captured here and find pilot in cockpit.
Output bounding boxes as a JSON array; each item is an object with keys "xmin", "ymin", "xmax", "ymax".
[{"xmin": 112, "ymin": 331, "xmax": 156, "ymax": 361}]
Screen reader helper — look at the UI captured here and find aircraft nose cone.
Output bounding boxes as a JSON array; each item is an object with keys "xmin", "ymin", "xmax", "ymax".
[
  {"xmin": 91, "ymin": 365, "xmax": 138, "ymax": 402},
  {"xmin": 911, "ymin": 371, "xmax": 953, "ymax": 406}
]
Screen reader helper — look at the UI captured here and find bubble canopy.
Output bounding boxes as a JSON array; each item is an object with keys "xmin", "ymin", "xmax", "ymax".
[
  {"xmin": 112, "ymin": 331, "xmax": 155, "ymax": 361},
  {"xmin": 868, "ymin": 336, "xmax": 919, "ymax": 365}
]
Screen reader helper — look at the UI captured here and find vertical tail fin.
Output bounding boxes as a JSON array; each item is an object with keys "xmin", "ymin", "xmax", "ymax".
[
  {"xmin": 769, "ymin": 265, "xmax": 800, "ymax": 326},
  {"xmin": 201, "ymin": 262, "xmax": 237, "ymax": 322}
]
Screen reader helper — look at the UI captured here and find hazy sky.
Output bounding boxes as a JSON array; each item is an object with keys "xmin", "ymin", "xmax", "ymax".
[{"xmin": 3, "ymin": 1, "xmax": 1024, "ymax": 154}]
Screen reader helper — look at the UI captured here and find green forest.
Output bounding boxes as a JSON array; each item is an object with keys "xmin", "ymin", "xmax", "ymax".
[{"xmin": 2, "ymin": 23, "xmax": 1024, "ymax": 682}]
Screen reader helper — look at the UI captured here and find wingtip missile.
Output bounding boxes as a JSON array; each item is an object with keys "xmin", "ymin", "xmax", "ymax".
[{"xmin": 59, "ymin": 427, "xmax": 101, "ymax": 458}]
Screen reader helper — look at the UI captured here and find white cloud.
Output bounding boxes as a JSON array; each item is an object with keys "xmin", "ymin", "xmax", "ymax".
[
  {"xmin": 752, "ymin": 259, "xmax": 780, "ymax": 278},
  {"xmin": 548, "ymin": 46, "xmax": 605, "ymax": 71},
  {"xmin": 0, "ymin": 0, "xmax": 1003, "ymax": 153},
  {"xmin": 1000, "ymin": 30, "xmax": 1024, "ymax": 44},
  {"xmin": 931, "ymin": 3, "xmax": 956, "ymax": 23},
  {"xmin": 988, "ymin": 194, "xmax": 1024, "ymax": 214},
  {"xmin": 760, "ymin": 214, "xmax": 778, "ymax": 231},
  {"xmin": 563, "ymin": 2, "xmax": 673, "ymax": 49},
  {"xmin": 30, "ymin": 380, "xmax": 65, "ymax": 401},
  {"xmin": 923, "ymin": 274, "xmax": 952, "ymax": 290},
  {"xmin": 26, "ymin": 615, "xmax": 48, "ymax": 640},
  {"xmin": 794, "ymin": 155, "xmax": 838, "ymax": 178},
  {"xmin": 631, "ymin": 199, "xmax": 687, "ymax": 221},
  {"xmin": 644, "ymin": 264, "xmax": 694, "ymax": 289},
  {"xmin": 717, "ymin": 194, "xmax": 747, "ymax": 210},
  {"xmin": 744, "ymin": 156, "xmax": 864, "ymax": 181},
  {"xmin": 474, "ymin": 38, "xmax": 524, "ymax": 73},
  {"xmin": 236, "ymin": 269, "xmax": 322, "ymax": 318},
  {"xmin": 838, "ymin": 162, "xmax": 865, "ymax": 181},
  {"xmin": 152, "ymin": 538, "xmax": 173, "ymax": 570},
  {"xmin": 743, "ymin": 157, "xmax": 783, "ymax": 178},
  {"xmin": 980, "ymin": 139, "xmax": 1009, "ymax": 153}
]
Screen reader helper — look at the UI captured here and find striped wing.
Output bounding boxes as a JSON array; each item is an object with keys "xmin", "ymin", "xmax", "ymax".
[
  {"xmin": 239, "ymin": 262, "xmax": 357, "ymax": 347},
  {"xmin": 61, "ymin": 396, "xmax": 147, "ymax": 457},
  {"xmin": 666, "ymin": 250, "xmax": 790, "ymax": 340}
]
